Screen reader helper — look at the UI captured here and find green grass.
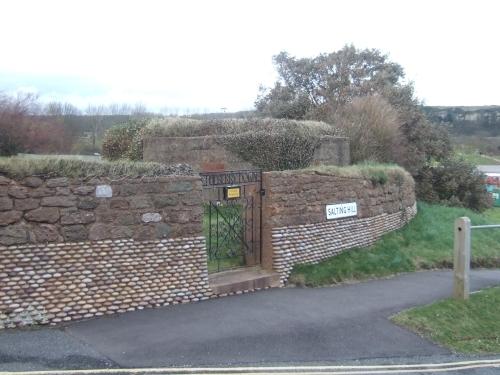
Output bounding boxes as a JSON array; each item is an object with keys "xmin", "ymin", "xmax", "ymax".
[
  {"xmin": 289, "ymin": 202, "xmax": 500, "ymax": 287},
  {"xmin": 304, "ymin": 162, "xmax": 411, "ymax": 185},
  {"xmin": 392, "ymin": 287, "xmax": 500, "ymax": 354},
  {"xmin": 0, "ymin": 156, "xmax": 191, "ymax": 178},
  {"xmin": 456, "ymin": 152, "xmax": 500, "ymax": 165},
  {"xmin": 203, "ymin": 203, "xmax": 245, "ymax": 273}
]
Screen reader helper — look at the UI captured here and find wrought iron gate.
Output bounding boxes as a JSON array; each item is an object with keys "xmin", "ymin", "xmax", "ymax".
[{"xmin": 200, "ymin": 170, "xmax": 263, "ymax": 273}]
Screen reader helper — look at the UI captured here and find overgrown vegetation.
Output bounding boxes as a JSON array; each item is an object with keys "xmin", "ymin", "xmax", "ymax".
[
  {"xmin": 110, "ymin": 117, "xmax": 342, "ymax": 171},
  {"xmin": 101, "ymin": 119, "xmax": 148, "ymax": 160},
  {"xmin": 0, "ymin": 91, "xmax": 153, "ymax": 157},
  {"xmin": 415, "ymin": 157, "xmax": 492, "ymax": 212},
  {"xmin": 289, "ymin": 202, "xmax": 500, "ymax": 287},
  {"xmin": 254, "ymin": 45, "xmax": 497, "ymax": 211},
  {"xmin": 392, "ymin": 286, "xmax": 500, "ymax": 354},
  {"xmin": 255, "ymin": 45, "xmax": 452, "ymax": 174},
  {"xmin": 304, "ymin": 163, "xmax": 409, "ymax": 185},
  {"xmin": 0, "ymin": 156, "xmax": 192, "ymax": 179},
  {"xmin": 329, "ymin": 95, "xmax": 403, "ymax": 163}
]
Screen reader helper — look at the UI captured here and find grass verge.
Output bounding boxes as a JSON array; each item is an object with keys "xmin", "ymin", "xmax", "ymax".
[
  {"xmin": 304, "ymin": 162, "xmax": 411, "ymax": 185},
  {"xmin": 289, "ymin": 202, "xmax": 500, "ymax": 287},
  {"xmin": 392, "ymin": 287, "xmax": 500, "ymax": 354}
]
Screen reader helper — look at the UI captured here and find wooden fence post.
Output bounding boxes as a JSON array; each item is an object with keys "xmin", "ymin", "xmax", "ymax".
[{"xmin": 453, "ymin": 217, "xmax": 471, "ymax": 300}]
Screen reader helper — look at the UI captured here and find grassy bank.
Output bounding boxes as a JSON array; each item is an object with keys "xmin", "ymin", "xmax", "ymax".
[
  {"xmin": 392, "ymin": 287, "xmax": 500, "ymax": 354},
  {"xmin": 456, "ymin": 152, "xmax": 500, "ymax": 165},
  {"xmin": 290, "ymin": 202, "xmax": 500, "ymax": 286}
]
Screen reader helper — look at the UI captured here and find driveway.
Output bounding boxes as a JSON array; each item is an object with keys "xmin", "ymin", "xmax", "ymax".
[{"xmin": 0, "ymin": 269, "xmax": 499, "ymax": 371}]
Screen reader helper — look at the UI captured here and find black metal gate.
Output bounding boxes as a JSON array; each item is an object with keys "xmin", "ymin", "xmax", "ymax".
[{"xmin": 200, "ymin": 170, "xmax": 262, "ymax": 273}]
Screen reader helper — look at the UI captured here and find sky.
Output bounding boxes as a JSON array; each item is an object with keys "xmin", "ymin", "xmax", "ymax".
[{"xmin": 1, "ymin": 0, "xmax": 499, "ymax": 113}]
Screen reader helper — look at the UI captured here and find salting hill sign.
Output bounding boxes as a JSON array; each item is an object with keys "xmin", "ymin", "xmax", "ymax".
[{"xmin": 326, "ymin": 202, "xmax": 357, "ymax": 220}]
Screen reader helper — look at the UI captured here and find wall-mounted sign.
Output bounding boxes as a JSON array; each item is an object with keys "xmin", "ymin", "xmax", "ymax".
[
  {"xmin": 224, "ymin": 186, "xmax": 241, "ymax": 199},
  {"xmin": 95, "ymin": 185, "xmax": 112, "ymax": 198},
  {"xmin": 326, "ymin": 202, "xmax": 357, "ymax": 220}
]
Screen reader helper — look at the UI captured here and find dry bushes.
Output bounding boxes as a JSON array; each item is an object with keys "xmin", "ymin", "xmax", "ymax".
[
  {"xmin": 0, "ymin": 156, "xmax": 192, "ymax": 179},
  {"xmin": 330, "ymin": 95, "xmax": 403, "ymax": 163}
]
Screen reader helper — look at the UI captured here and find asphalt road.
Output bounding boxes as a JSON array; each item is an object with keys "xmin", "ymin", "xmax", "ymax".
[{"xmin": 0, "ymin": 269, "xmax": 499, "ymax": 373}]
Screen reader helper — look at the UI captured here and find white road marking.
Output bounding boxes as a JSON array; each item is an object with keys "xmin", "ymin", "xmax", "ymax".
[{"xmin": 2, "ymin": 359, "xmax": 500, "ymax": 375}]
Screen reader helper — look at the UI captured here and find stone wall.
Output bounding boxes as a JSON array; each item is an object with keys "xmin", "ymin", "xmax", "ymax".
[
  {"xmin": 0, "ymin": 174, "xmax": 212, "ymax": 328},
  {"xmin": 261, "ymin": 170, "xmax": 416, "ymax": 284},
  {"xmin": 143, "ymin": 136, "xmax": 350, "ymax": 172},
  {"xmin": 0, "ymin": 175, "xmax": 202, "ymax": 245}
]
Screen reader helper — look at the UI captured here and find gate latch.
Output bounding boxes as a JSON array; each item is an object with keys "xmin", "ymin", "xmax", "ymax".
[{"xmin": 260, "ymin": 189, "xmax": 266, "ymax": 196}]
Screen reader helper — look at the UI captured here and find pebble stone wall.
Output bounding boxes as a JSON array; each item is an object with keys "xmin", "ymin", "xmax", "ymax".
[
  {"xmin": 0, "ymin": 237, "xmax": 210, "ymax": 328},
  {"xmin": 0, "ymin": 174, "xmax": 212, "ymax": 328},
  {"xmin": 261, "ymin": 169, "xmax": 417, "ymax": 284},
  {"xmin": 272, "ymin": 204, "xmax": 417, "ymax": 284}
]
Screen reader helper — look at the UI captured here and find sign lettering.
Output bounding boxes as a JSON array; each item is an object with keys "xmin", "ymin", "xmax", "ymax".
[{"xmin": 326, "ymin": 202, "xmax": 357, "ymax": 220}]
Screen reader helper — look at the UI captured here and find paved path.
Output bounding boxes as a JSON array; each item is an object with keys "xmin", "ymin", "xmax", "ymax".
[{"xmin": 0, "ymin": 270, "xmax": 499, "ymax": 372}]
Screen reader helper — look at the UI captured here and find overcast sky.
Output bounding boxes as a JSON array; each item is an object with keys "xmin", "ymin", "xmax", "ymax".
[{"xmin": 1, "ymin": 0, "xmax": 499, "ymax": 113}]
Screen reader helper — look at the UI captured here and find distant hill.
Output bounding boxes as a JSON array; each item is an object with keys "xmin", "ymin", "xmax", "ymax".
[{"xmin": 423, "ymin": 106, "xmax": 500, "ymax": 136}]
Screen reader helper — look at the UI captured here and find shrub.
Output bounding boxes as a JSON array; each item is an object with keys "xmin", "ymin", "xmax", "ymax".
[
  {"xmin": 220, "ymin": 127, "xmax": 319, "ymax": 171},
  {"xmin": 127, "ymin": 127, "xmax": 147, "ymax": 161},
  {"xmin": 415, "ymin": 157, "xmax": 492, "ymax": 212},
  {"xmin": 71, "ymin": 138, "xmax": 101, "ymax": 155},
  {"xmin": 101, "ymin": 119, "xmax": 147, "ymax": 160},
  {"xmin": 330, "ymin": 95, "xmax": 403, "ymax": 164},
  {"xmin": 0, "ymin": 127, "xmax": 20, "ymax": 156},
  {"xmin": 0, "ymin": 92, "xmax": 38, "ymax": 156}
]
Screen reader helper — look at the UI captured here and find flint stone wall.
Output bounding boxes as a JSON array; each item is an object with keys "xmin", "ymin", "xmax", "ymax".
[
  {"xmin": 261, "ymin": 170, "xmax": 417, "ymax": 284},
  {"xmin": 0, "ymin": 174, "xmax": 212, "ymax": 328},
  {"xmin": 143, "ymin": 136, "xmax": 350, "ymax": 172}
]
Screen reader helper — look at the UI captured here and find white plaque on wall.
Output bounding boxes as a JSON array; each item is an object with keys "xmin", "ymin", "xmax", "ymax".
[
  {"xmin": 95, "ymin": 185, "xmax": 113, "ymax": 198},
  {"xmin": 326, "ymin": 202, "xmax": 357, "ymax": 220}
]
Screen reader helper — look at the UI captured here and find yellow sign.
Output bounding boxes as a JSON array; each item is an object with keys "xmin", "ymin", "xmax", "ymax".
[{"xmin": 225, "ymin": 186, "xmax": 241, "ymax": 199}]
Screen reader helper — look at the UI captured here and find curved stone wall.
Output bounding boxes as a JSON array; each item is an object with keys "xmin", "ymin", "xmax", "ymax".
[{"xmin": 261, "ymin": 169, "xmax": 417, "ymax": 284}]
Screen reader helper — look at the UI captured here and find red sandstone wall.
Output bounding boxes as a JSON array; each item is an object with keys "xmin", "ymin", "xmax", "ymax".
[{"xmin": 261, "ymin": 169, "xmax": 416, "ymax": 282}]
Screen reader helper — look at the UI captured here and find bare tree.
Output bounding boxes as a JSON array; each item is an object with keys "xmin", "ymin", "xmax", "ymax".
[
  {"xmin": 132, "ymin": 102, "xmax": 147, "ymax": 116},
  {"xmin": 85, "ymin": 104, "xmax": 106, "ymax": 148},
  {"xmin": 44, "ymin": 101, "xmax": 81, "ymax": 116}
]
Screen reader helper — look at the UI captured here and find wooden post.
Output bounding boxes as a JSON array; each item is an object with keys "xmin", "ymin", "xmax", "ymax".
[{"xmin": 453, "ymin": 217, "xmax": 471, "ymax": 300}]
